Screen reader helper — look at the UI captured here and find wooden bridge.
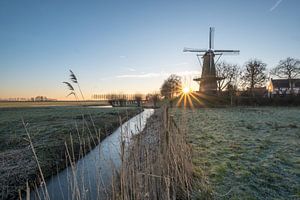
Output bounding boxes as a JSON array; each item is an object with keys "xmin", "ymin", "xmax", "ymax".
[{"xmin": 108, "ymin": 99, "xmax": 148, "ymax": 107}]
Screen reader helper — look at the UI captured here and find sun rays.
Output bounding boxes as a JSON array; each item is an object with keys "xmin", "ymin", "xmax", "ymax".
[{"xmin": 176, "ymin": 86, "xmax": 205, "ymax": 108}]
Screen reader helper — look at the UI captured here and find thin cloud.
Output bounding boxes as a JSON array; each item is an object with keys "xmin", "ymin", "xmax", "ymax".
[
  {"xmin": 119, "ymin": 55, "xmax": 127, "ymax": 59},
  {"xmin": 126, "ymin": 67, "xmax": 136, "ymax": 72},
  {"xmin": 161, "ymin": 62, "xmax": 189, "ymax": 69},
  {"xmin": 116, "ymin": 70, "xmax": 199, "ymax": 79},
  {"xmin": 176, "ymin": 70, "xmax": 199, "ymax": 76},
  {"xmin": 116, "ymin": 72, "xmax": 168, "ymax": 78},
  {"xmin": 270, "ymin": 0, "xmax": 283, "ymax": 11}
]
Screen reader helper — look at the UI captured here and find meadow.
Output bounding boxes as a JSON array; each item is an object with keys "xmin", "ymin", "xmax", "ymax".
[
  {"xmin": 0, "ymin": 100, "xmax": 109, "ymax": 108},
  {"xmin": 0, "ymin": 105, "xmax": 141, "ymax": 199},
  {"xmin": 171, "ymin": 107, "xmax": 300, "ymax": 199}
]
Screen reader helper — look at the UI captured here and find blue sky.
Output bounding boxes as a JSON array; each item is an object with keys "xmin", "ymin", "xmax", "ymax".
[{"xmin": 1, "ymin": 0, "xmax": 299, "ymax": 99}]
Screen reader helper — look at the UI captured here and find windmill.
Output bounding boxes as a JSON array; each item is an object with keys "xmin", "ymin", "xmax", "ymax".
[{"xmin": 184, "ymin": 27, "xmax": 239, "ymax": 93}]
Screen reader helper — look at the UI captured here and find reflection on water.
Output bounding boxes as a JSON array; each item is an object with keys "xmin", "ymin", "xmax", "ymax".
[
  {"xmin": 29, "ymin": 109, "xmax": 154, "ymax": 200},
  {"xmin": 86, "ymin": 105, "xmax": 113, "ymax": 108}
]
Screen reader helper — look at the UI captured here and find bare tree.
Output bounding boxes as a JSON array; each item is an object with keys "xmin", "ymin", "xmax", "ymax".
[
  {"xmin": 271, "ymin": 57, "xmax": 300, "ymax": 79},
  {"xmin": 147, "ymin": 93, "xmax": 160, "ymax": 108},
  {"xmin": 241, "ymin": 59, "xmax": 267, "ymax": 94},
  {"xmin": 160, "ymin": 74, "xmax": 182, "ymax": 99},
  {"xmin": 271, "ymin": 57, "xmax": 300, "ymax": 92},
  {"xmin": 134, "ymin": 94, "xmax": 143, "ymax": 107},
  {"xmin": 216, "ymin": 62, "xmax": 240, "ymax": 92}
]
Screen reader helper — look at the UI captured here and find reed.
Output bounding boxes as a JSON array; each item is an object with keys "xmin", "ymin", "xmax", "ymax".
[
  {"xmin": 20, "ymin": 105, "xmax": 196, "ymax": 200},
  {"xmin": 17, "ymin": 70, "xmax": 195, "ymax": 199},
  {"xmin": 16, "ymin": 70, "xmax": 122, "ymax": 199},
  {"xmin": 116, "ymin": 106, "xmax": 194, "ymax": 199}
]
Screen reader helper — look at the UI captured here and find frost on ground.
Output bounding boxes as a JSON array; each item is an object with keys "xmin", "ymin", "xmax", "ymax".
[
  {"xmin": 0, "ymin": 106, "xmax": 141, "ymax": 199},
  {"xmin": 171, "ymin": 107, "xmax": 300, "ymax": 199}
]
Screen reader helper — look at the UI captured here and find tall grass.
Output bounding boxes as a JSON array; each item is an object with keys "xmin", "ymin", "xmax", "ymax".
[
  {"xmin": 20, "ymin": 106, "xmax": 194, "ymax": 199},
  {"xmin": 116, "ymin": 106, "xmax": 194, "ymax": 199},
  {"xmin": 17, "ymin": 70, "xmax": 193, "ymax": 199},
  {"xmin": 22, "ymin": 119, "xmax": 50, "ymax": 200},
  {"xmin": 17, "ymin": 70, "xmax": 103, "ymax": 199},
  {"xmin": 20, "ymin": 107, "xmax": 142, "ymax": 199}
]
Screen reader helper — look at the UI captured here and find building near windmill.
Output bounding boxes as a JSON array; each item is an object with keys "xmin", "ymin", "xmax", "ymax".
[
  {"xmin": 268, "ymin": 78, "xmax": 300, "ymax": 96},
  {"xmin": 184, "ymin": 27, "xmax": 239, "ymax": 94}
]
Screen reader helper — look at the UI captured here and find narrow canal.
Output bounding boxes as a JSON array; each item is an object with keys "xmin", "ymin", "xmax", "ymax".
[{"xmin": 29, "ymin": 109, "xmax": 154, "ymax": 200}]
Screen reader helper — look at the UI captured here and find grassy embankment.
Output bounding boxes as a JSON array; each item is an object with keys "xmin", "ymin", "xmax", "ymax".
[
  {"xmin": 171, "ymin": 107, "xmax": 300, "ymax": 199},
  {"xmin": 113, "ymin": 107, "xmax": 194, "ymax": 199},
  {"xmin": 0, "ymin": 100, "xmax": 109, "ymax": 108},
  {"xmin": 0, "ymin": 105, "xmax": 141, "ymax": 199}
]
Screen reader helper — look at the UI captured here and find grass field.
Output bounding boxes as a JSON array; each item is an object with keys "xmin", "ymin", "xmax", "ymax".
[
  {"xmin": 0, "ymin": 100, "xmax": 109, "ymax": 108},
  {"xmin": 0, "ymin": 105, "xmax": 141, "ymax": 199},
  {"xmin": 171, "ymin": 107, "xmax": 300, "ymax": 199}
]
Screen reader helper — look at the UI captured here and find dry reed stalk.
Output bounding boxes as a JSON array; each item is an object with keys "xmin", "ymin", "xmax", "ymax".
[
  {"xmin": 115, "ymin": 106, "xmax": 193, "ymax": 200},
  {"xmin": 22, "ymin": 119, "xmax": 50, "ymax": 200},
  {"xmin": 26, "ymin": 181, "xmax": 30, "ymax": 200},
  {"xmin": 64, "ymin": 142, "xmax": 81, "ymax": 200},
  {"xmin": 18, "ymin": 189, "xmax": 22, "ymax": 200},
  {"xmin": 19, "ymin": 72, "xmax": 141, "ymax": 199}
]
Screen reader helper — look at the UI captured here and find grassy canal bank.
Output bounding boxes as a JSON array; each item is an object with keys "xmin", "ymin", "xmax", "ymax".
[
  {"xmin": 2, "ymin": 104, "xmax": 299, "ymax": 199},
  {"xmin": 171, "ymin": 107, "xmax": 300, "ymax": 199},
  {"xmin": 0, "ymin": 105, "xmax": 141, "ymax": 199},
  {"xmin": 115, "ymin": 107, "xmax": 193, "ymax": 199},
  {"xmin": 0, "ymin": 100, "xmax": 109, "ymax": 108}
]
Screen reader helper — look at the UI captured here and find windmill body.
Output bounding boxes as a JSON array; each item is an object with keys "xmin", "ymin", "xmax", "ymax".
[
  {"xmin": 184, "ymin": 27, "xmax": 239, "ymax": 94},
  {"xmin": 195, "ymin": 50, "xmax": 218, "ymax": 93}
]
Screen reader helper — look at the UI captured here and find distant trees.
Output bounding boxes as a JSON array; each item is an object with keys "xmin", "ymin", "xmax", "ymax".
[
  {"xmin": 147, "ymin": 93, "xmax": 160, "ymax": 108},
  {"xmin": 134, "ymin": 94, "xmax": 143, "ymax": 107},
  {"xmin": 241, "ymin": 59, "xmax": 267, "ymax": 94},
  {"xmin": 180, "ymin": 56, "xmax": 300, "ymax": 99},
  {"xmin": 271, "ymin": 57, "xmax": 300, "ymax": 93},
  {"xmin": 34, "ymin": 96, "xmax": 49, "ymax": 102},
  {"xmin": 160, "ymin": 74, "xmax": 182, "ymax": 99},
  {"xmin": 216, "ymin": 62, "xmax": 240, "ymax": 92},
  {"xmin": 271, "ymin": 57, "xmax": 300, "ymax": 79}
]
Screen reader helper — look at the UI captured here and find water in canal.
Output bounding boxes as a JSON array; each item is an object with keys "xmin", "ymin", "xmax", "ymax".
[{"xmin": 29, "ymin": 109, "xmax": 154, "ymax": 200}]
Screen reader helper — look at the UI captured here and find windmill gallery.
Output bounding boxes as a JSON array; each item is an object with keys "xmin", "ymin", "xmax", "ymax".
[{"xmin": 184, "ymin": 27, "xmax": 240, "ymax": 94}]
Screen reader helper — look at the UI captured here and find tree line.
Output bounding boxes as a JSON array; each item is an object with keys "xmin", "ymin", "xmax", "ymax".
[{"xmin": 160, "ymin": 57, "xmax": 300, "ymax": 98}]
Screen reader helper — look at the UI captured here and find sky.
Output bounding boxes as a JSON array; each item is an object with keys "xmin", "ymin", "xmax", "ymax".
[{"xmin": 0, "ymin": 0, "xmax": 299, "ymax": 100}]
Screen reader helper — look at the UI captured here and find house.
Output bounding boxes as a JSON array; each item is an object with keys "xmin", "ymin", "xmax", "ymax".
[{"xmin": 268, "ymin": 78, "xmax": 300, "ymax": 96}]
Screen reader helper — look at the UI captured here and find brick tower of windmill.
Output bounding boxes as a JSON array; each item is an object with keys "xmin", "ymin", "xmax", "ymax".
[{"xmin": 184, "ymin": 27, "xmax": 239, "ymax": 93}]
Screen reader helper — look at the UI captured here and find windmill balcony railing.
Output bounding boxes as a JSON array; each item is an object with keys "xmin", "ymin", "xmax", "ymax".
[{"xmin": 193, "ymin": 76, "xmax": 224, "ymax": 81}]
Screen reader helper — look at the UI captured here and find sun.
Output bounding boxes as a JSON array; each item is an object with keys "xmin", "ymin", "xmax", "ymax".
[
  {"xmin": 182, "ymin": 86, "xmax": 191, "ymax": 94},
  {"xmin": 177, "ymin": 85, "xmax": 204, "ymax": 108}
]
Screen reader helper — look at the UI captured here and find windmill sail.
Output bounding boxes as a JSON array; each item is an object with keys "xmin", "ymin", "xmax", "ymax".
[
  {"xmin": 209, "ymin": 27, "xmax": 215, "ymax": 50},
  {"xmin": 183, "ymin": 27, "xmax": 239, "ymax": 93}
]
